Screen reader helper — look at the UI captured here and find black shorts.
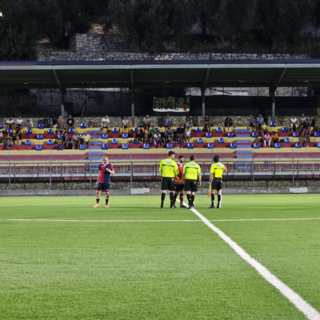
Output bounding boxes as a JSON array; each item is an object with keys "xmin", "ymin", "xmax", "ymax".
[
  {"xmin": 97, "ymin": 182, "xmax": 110, "ymax": 192},
  {"xmin": 161, "ymin": 177, "xmax": 174, "ymax": 191},
  {"xmin": 174, "ymin": 183, "xmax": 185, "ymax": 192},
  {"xmin": 212, "ymin": 178, "xmax": 222, "ymax": 191},
  {"xmin": 185, "ymin": 179, "xmax": 198, "ymax": 192}
]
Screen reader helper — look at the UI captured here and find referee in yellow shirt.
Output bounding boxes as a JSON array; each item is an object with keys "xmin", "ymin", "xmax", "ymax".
[
  {"xmin": 159, "ymin": 151, "xmax": 180, "ymax": 209},
  {"xmin": 208, "ymin": 155, "xmax": 227, "ymax": 209},
  {"xmin": 183, "ymin": 155, "xmax": 201, "ymax": 209}
]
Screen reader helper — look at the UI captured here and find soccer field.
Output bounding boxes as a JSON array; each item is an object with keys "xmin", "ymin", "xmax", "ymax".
[{"xmin": 1, "ymin": 194, "xmax": 320, "ymax": 320}]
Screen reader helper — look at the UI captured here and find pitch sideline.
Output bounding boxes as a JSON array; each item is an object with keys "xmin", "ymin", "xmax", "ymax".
[{"xmin": 184, "ymin": 202, "xmax": 320, "ymax": 320}]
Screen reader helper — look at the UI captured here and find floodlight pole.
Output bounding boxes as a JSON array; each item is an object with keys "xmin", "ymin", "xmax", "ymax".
[
  {"xmin": 202, "ymin": 68, "xmax": 210, "ymax": 125},
  {"xmin": 130, "ymin": 70, "xmax": 135, "ymax": 127},
  {"xmin": 271, "ymin": 90, "xmax": 276, "ymax": 122}
]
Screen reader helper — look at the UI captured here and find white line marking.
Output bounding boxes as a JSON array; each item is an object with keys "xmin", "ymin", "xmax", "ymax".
[
  {"xmin": 185, "ymin": 203, "xmax": 320, "ymax": 320},
  {"xmin": 209, "ymin": 217, "xmax": 320, "ymax": 222},
  {"xmin": 0, "ymin": 202, "xmax": 158, "ymax": 207},
  {"xmin": 0, "ymin": 219, "xmax": 200, "ymax": 223}
]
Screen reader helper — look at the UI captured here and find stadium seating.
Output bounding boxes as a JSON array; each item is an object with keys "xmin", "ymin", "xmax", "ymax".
[
  {"xmin": 7, "ymin": 129, "xmax": 13, "ymax": 134},
  {"xmin": 122, "ymin": 144, "xmax": 128, "ymax": 150},
  {"xmin": 122, "ymin": 133, "xmax": 128, "ymax": 139},
  {"xmin": 26, "ymin": 129, "xmax": 32, "ymax": 134},
  {"xmin": 253, "ymin": 143, "xmax": 260, "ymax": 149},
  {"xmin": 187, "ymin": 143, "xmax": 194, "ymax": 149},
  {"xmin": 143, "ymin": 143, "xmax": 150, "ymax": 149},
  {"xmin": 218, "ymin": 138, "xmax": 224, "ymax": 143},
  {"xmin": 102, "ymin": 144, "xmax": 108, "ymax": 150},
  {"xmin": 227, "ymin": 132, "xmax": 234, "ymax": 138},
  {"xmin": 166, "ymin": 143, "xmax": 173, "ymax": 149},
  {"xmin": 80, "ymin": 123, "xmax": 87, "ymax": 129},
  {"xmin": 37, "ymin": 134, "xmax": 43, "ymax": 140},
  {"xmin": 0, "ymin": 124, "xmax": 2, "ymax": 129},
  {"xmin": 68, "ymin": 129, "xmax": 75, "ymax": 134},
  {"xmin": 295, "ymin": 142, "xmax": 301, "ymax": 148},
  {"xmin": 314, "ymin": 132, "xmax": 320, "ymax": 137},
  {"xmin": 38, "ymin": 123, "xmax": 44, "ymax": 129},
  {"xmin": 195, "ymin": 127, "xmax": 202, "ymax": 133},
  {"xmin": 284, "ymin": 137, "xmax": 290, "ymax": 143},
  {"xmin": 252, "ymin": 132, "xmax": 258, "ymax": 138},
  {"xmin": 102, "ymin": 134, "xmax": 109, "ymax": 139},
  {"xmin": 270, "ymin": 121, "xmax": 276, "ymax": 127},
  {"xmin": 275, "ymin": 143, "xmax": 281, "ymax": 148},
  {"xmin": 48, "ymin": 129, "xmax": 54, "ymax": 134},
  {"xmin": 134, "ymin": 139, "xmax": 140, "ymax": 145},
  {"xmin": 206, "ymin": 132, "xmax": 212, "ymax": 138},
  {"xmin": 47, "ymin": 140, "xmax": 53, "ymax": 145},
  {"xmin": 293, "ymin": 132, "xmax": 299, "ymax": 137},
  {"xmin": 58, "ymin": 134, "xmax": 63, "ymax": 139},
  {"xmin": 112, "ymin": 128, "xmax": 119, "ymax": 134},
  {"xmin": 230, "ymin": 143, "xmax": 236, "ymax": 149},
  {"xmin": 25, "ymin": 140, "xmax": 31, "ymax": 146},
  {"xmin": 282, "ymin": 127, "xmax": 288, "ymax": 132},
  {"xmin": 318, "ymin": 143, "xmax": 320, "ymax": 148},
  {"xmin": 216, "ymin": 127, "xmax": 222, "ymax": 133},
  {"xmin": 133, "ymin": 128, "xmax": 138, "ymax": 133},
  {"xmin": 207, "ymin": 143, "xmax": 214, "ymax": 149},
  {"xmin": 35, "ymin": 145, "xmax": 42, "ymax": 151},
  {"xmin": 111, "ymin": 139, "xmax": 117, "ymax": 144},
  {"xmin": 79, "ymin": 144, "xmax": 86, "ymax": 150},
  {"xmin": 197, "ymin": 138, "xmax": 203, "ymax": 143}
]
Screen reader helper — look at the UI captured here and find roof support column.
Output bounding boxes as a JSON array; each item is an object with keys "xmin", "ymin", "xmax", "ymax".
[
  {"xmin": 61, "ymin": 89, "xmax": 66, "ymax": 119},
  {"xmin": 202, "ymin": 68, "xmax": 210, "ymax": 126},
  {"xmin": 130, "ymin": 70, "xmax": 135, "ymax": 127},
  {"xmin": 270, "ymin": 90, "xmax": 275, "ymax": 122}
]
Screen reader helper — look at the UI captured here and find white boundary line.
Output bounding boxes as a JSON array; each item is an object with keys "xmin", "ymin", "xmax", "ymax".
[
  {"xmin": 185, "ymin": 203, "xmax": 320, "ymax": 320},
  {"xmin": 209, "ymin": 217, "xmax": 320, "ymax": 222},
  {"xmin": 0, "ymin": 219, "xmax": 200, "ymax": 223}
]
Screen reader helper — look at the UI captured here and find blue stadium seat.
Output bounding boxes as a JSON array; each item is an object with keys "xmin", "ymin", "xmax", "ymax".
[
  {"xmin": 282, "ymin": 127, "xmax": 288, "ymax": 132},
  {"xmin": 205, "ymin": 132, "xmax": 212, "ymax": 138},
  {"xmin": 134, "ymin": 139, "xmax": 140, "ymax": 145},
  {"xmin": 112, "ymin": 128, "xmax": 119, "ymax": 134},
  {"xmin": 207, "ymin": 143, "xmax": 214, "ymax": 149},
  {"xmin": 102, "ymin": 133, "xmax": 109, "ymax": 139},
  {"xmin": 318, "ymin": 143, "xmax": 320, "ymax": 148},
  {"xmin": 293, "ymin": 132, "xmax": 299, "ymax": 137},
  {"xmin": 187, "ymin": 143, "xmax": 194, "ymax": 149},
  {"xmin": 195, "ymin": 127, "xmax": 202, "ymax": 133},
  {"xmin": 35, "ymin": 145, "xmax": 42, "ymax": 151},
  {"xmin": 111, "ymin": 139, "xmax": 117, "ymax": 144},
  {"xmin": 275, "ymin": 143, "xmax": 281, "ymax": 149},
  {"xmin": 218, "ymin": 138, "xmax": 224, "ymax": 143},
  {"xmin": 314, "ymin": 131, "xmax": 320, "ymax": 137},
  {"xmin": 38, "ymin": 123, "xmax": 44, "ymax": 129},
  {"xmin": 166, "ymin": 143, "xmax": 173, "ymax": 149},
  {"xmin": 295, "ymin": 142, "xmax": 301, "ymax": 148},
  {"xmin": 47, "ymin": 139, "xmax": 53, "ymax": 145},
  {"xmin": 0, "ymin": 124, "xmax": 2, "ymax": 129},
  {"xmin": 252, "ymin": 132, "xmax": 258, "ymax": 138},
  {"xmin": 197, "ymin": 138, "xmax": 203, "ymax": 143},
  {"xmin": 57, "ymin": 134, "xmax": 63, "ymax": 139},
  {"xmin": 284, "ymin": 137, "xmax": 290, "ymax": 143},
  {"xmin": 122, "ymin": 144, "xmax": 128, "ymax": 150},
  {"xmin": 7, "ymin": 129, "xmax": 13, "ymax": 134},
  {"xmin": 25, "ymin": 140, "xmax": 31, "ymax": 146},
  {"xmin": 57, "ymin": 145, "xmax": 63, "ymax": 151},
  {"xmin": 132, "ymin": 128, "xmax": 137, "ymax": 133},
  {"xmin": 253, "ymin": 143, "xmax": 260, "ymax": 149},
  {"xmin": 155, "ymin": 128, "xmax": 159, "ymax": 132},
  {"xmin": 216, "ymin": 127, "xmax": 222, "ymax": 133},
  {"xmin": 37, "ymin": 134, "xmax": 43, "ymax": 140},
  {"xmin": 143, "ymin": 143, "xmax": 150, "ymax": 149},
  {"xmin": 102, "ymin": 144, "xmax": 108, "ymax": 150},
  {"xmin": 79, "ymin": 144, "xmax": 86, "ymax": 150},
  {"xmin": 270, "ymin": 121, "xmax": 276, "ymax": 127},
  {"xmin": 26, "ymin": 129, "xmax": 32, "ymax": 134},
  {"xmin": 80, "ymin": 123, "xmax": 87, "ymax": 129},
  {"xmin": 227, "ymin": 132, "xmax": 234, "ymax": 138},
  {"xmin": 68, "ymin": 128, "xmax": 75, "ymax": 134},
  {"xmin": 230, "ymin": 143, "xmax": 236, "ymax": 149},
  {"xmin": 48, "ymin": 129, "xmax": 54, "ymax": 134},
  {"xmin": 122, "ymin": 133, "xmax": 128, "ymax": 139}
]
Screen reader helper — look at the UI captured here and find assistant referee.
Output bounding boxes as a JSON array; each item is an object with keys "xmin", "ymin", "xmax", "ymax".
[
  {"xmin": 183, "ymin": 155, "xmax": 201, "ymax": 209},
  {"xmin": 208, "ymin": 155, "xmax": 227, "ymax": 209},
  {"xmin": 159, "ymin": 151, "xmax": 180, "ymax": 209}
]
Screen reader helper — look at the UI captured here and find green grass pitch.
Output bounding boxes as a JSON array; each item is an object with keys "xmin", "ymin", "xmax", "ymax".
[{"xmin": 1, "ymin": 194, "xmax": 320, "ymax": 319}]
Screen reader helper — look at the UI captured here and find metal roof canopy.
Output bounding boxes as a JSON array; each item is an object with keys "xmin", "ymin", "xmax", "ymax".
[{"xmin": 1, "ymin": 59, "xmax": 320, "ymax": 89}]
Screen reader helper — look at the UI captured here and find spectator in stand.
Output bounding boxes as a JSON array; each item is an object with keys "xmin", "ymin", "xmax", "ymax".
[
  {"xmin": 143, "ymin": 115, "xmax": 151, "ymax": 129},
  {"xmin": 164, "ymin": 125, "xmax": 173, "ymax": 143},
  {"xmin": 57, "ymin": 115, "xmax": 64, "ymax": 132},
  {"xmin": 176, "ymin": 124, "xmax": 185, "ymax": 148},
  {"xmin": 256, "ymin": 114, "xmax": 264, "ymax": 135},
  {"xmin": 302, "ymin": 119, "xmax": 310, "ymax": 137},
  {"xmin": 261, "ymin": 121, "xmax": 268, "ymax": 134},
  {"xmin": 11, "ymin": 127, "xmax": 22, "ymax": 145},
  {"xmin": 204, "ymin": 115, "xmax": 211, "ymax": 132},
  {"xmin": 122, "ymin": 116, "xmax": 130, "ymax": 132},
  {"xmin": 290, "ymin": 115, "xmax": 298, "ymax": 132},
  {"xmin": 247, "ymin": 115, "xmax": 256, "ymax": 130},
  {"xmin": 62, "ymin": 132, "xmax": 69, "ymax": 149},
  {"xmin": 299, "ymin": 113, "xmax": 307, "ymax": 134},
  {"xmin": 72, "ymin": 131, "xmax": 81, "ymax": 149},
  {"xmin": 82, "ymin": 131, "xmax": 92, "ymax": 149},
  {"xmin": 143, "ymin": 126, "xmax": 150, "ymax": 143},
  {"xmin": 16, "ymin": 116, "xmax": 24, "ymax": 129},
  {"xmin": 6, "ymin": 117, "xmax": 15, "ymax": 130},
  {"xmin": 154, "ymin": 130, "xmax": 162, "ymax": 148},
  {"xmin": 5, "ymin": 135, "xmax": 13, "ymax": 150},
  {"xmin": 184, "ymin": 115, "xmax": 193, "ymax": 129},
  {"xmin": 101, "ymin": 115, "xmax": 110, "ymax": 132},
  {"xmin": 310, "ymin": 116, "xmax": 316, "ymax": 131},
  {"xmin": 149, "ymin": 126, "xmax": 156, "ymax": 144},
  {"xmin": 305, "ymin": 127, "xmax": 311, "ymax": 146},
  {"xmin": 224, "ymin": 115, "xmax": 234, "ymax": 132},
  {"xmin": 0, "ymin": 130, "xmax": 4, "ymax": 144},
  {"xmin": 263, "ymin": 131, "xmax": 271, "ymax": 148},
  {"xmin": 163, "ymin": 114, "xmax": 172, "ymax": 128},
  {"xmin": 184, "ymin": 127, "xmax": 192, "ymax": 143},
  {"xmin": 136, "ymin": 125, "xmax": 144, "ymax": 142},
  {"xmin": 66, "ymin": 115, "xmax": 75, "ymax": 131},
  {"xmin": 271, "ymin": 132, "xmax": 279, "ymax": 147},
  {"xmin": 26, "ymin": 119, "xmax": 33, "ymax": 129}
]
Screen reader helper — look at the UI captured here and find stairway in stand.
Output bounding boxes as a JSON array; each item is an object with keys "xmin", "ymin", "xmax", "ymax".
[{"xmin": 234, "ymin": 128, "xmax": 253, "ymax": 170}]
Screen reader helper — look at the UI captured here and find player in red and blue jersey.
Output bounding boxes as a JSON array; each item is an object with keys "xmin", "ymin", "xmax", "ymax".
[
  {"xmin": 93, "ymin": 156, "xmax": 115, "ymax": 208},
  {"xmin": 172, "ymin": 155, "xmax": 185, "ymax": 208}
]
